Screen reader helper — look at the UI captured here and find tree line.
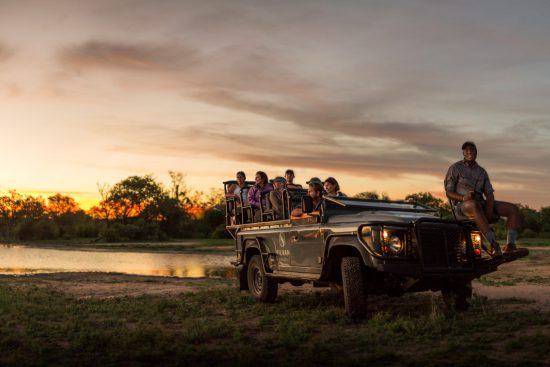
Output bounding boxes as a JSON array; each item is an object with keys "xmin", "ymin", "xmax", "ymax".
[
  {"xmin": 0, "ymin": 172, "xmax": 226, "ymax": 242},
  {"xmin": 0, "ymin": 176, "xmax": 548, "ymax": 242}
]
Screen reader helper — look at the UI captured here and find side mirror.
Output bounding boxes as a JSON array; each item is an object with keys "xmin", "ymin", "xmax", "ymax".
[{"xmin": 302, "ymin": 196, "xmax": 313, "ymax": 213}]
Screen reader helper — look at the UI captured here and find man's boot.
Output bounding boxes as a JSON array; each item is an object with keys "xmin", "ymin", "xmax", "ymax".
[
  {"xmin": 503, "ymin": 243, "xmax": 529, "ymax": 259},
  {"xmin": 490, "ymin": 241, "xmax": 503, "ymax": 258}
]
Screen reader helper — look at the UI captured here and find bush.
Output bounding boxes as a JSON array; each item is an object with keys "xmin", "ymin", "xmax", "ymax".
[
  {"xmin": 210, "ymin": 223, "xmax": 231, "ymax": 239},
  {"xmin": 100, "ymin": 226, "xmax": 123, "ymax": 242},
  {"xmin": 76, "ymin": 222, "xmax": 100, "ymax": 238},
  {"xmin": 16, "ymin": 220, "xmax": 36, "ymax": 240},
  {"xmin": 521, "ymin": 228, "xmax": 538, "ymax": 238},
  {"xmin": 99, "ymin": 221, "xmax": 163, "ymax": 242},
  {"xmin": 538, "ymin": 232, "xmax": 550, "ymax": 239},
  {"xmin": 190, "ymin": 223, "xmax": 212, "ymax": 238},
  {"xmin": 16, "ymin": 219, "xmax": 59, "ymax": 240}
]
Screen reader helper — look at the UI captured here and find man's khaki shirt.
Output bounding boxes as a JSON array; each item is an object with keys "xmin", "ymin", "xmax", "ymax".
[{"xmin": 444, "ymin": 160, "xmax": 494, "ymax": 204}]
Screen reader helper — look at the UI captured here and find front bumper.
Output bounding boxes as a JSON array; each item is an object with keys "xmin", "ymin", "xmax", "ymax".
[{"xmin": 370, "ymin": 255, "xmax": 504, "ymax": 279}]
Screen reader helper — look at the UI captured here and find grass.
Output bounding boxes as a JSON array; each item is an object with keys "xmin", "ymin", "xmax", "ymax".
[
  {"xmin": 2, "ymin": 238, "xmax": 234, "ymax": 254},
  {"xmin": 517, "ymin": 238, "xmax": 550, "ymax": 247},
  {"xmin": 0, "ymin": 284, "xmax": 548, "ymax": 366},
  {"xmin": 478, "ymin": 274, "xmax": 550, "ymax": 287}
]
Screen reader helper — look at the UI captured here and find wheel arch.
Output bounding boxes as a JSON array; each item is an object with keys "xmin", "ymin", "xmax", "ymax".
[{"xmin": 321, "ymin": 235, "xmax": 372, "ymax": 283}]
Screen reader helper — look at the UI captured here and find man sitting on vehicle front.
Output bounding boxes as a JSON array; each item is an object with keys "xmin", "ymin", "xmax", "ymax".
[
  {"xmin": 291, "ymin": 178, "xmax": 323, "ymax": 218},
  {"xmin": 444, "ymin": 141, "xmax": 528, "ymax": 258}
]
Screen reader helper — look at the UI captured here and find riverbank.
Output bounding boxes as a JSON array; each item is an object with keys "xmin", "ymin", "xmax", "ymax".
[
  {"xmin": 1, "ymin": 238, "xmax": 234, "ymax": 254},
  {"xmin": 0, "ymin": 272, "xmax": 548, "ymax": 367}
]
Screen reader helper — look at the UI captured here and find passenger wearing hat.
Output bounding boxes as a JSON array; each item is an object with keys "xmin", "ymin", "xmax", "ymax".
[
  {"xmin": 306, "ymin": 177, "xmax": 323, "ymax": 187},
  {"xmin": 291, "ymin": 177, "xmax": 324, "ymax": 218},
  {"xmin": 444, "ymin": 141, "xmax": 528, "ymax": 258},
  {"xmin": 269, "ymin": 177, "xmax": 287, "ymax": 219}
]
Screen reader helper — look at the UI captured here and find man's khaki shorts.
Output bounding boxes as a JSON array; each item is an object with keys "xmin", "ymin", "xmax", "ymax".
[{"xmin": 454, "ymin": 200, "xmax": 500, "ymax": 220}]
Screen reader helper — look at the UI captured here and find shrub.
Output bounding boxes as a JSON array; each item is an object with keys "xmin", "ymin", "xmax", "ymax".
[
  {"xmin": 16, "ymin": 219, "xmax": 59, "ymax": 240},
  {"xmin": 99, "ymin": 222, "xmax": 163, "ymax": 242},
  {"xmin": 16, "ymin": 220, "xmax": 36, "ymax": 240},
  {"xmin": 76, "ymin": 222, "xmax": 100, "ymax": 238},
  {"xmin": 100, "ymin": 226, "xmax": 123, "ymax": 242},
  {"xmin": 521, "ymin": 228, "xmax": 538, "ymax": 238},
  {"xmin": 210, "ymin": 223, "xmax": 231, "ymax": 239}
]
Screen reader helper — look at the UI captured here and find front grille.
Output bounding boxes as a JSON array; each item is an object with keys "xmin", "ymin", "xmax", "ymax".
[{"xmin": 417, "ymin": 223, "xmax": 471, "ymax": 271}]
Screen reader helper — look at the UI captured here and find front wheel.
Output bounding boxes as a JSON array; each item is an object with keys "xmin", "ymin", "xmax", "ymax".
[
  {"xmin": 247, "ymin": 255, "xmax": 278, "ymax": 302},
  {"xmin": 341, "ymin": 256, "xmax": 367, "ymax": 319}
]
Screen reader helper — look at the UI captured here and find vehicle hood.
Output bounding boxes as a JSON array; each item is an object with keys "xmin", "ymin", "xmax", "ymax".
[{"xmin": 327, "ymin": 210, "xmax": 438, "ymax": 224}]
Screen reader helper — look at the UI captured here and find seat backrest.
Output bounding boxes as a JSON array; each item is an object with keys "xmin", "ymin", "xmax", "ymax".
[
  {"xmin": 239, "ymin": 185, "xmax": 251, "ymax": 206},
  {"xmin": 258, "ymin": 191, "xmax": 274, "ymax": 222},
  {"xmin": 286, "ymin": 188, "xmax": 308, "ymax": 210}
]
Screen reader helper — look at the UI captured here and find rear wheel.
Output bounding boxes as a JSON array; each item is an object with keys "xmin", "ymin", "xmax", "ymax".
[
  {"xmin": 441, "ymin": 281, "xmax": 472, "ymax": 313},
  {"xmin": 341, "ymin": 256, "xmax": 367, "ymax": 319},
  {"xmin": 247, "ymin": 255, "xmax": 278, "ymax": 302}
]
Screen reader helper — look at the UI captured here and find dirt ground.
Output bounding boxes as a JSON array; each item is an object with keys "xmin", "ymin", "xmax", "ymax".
[{"xmin": 1, "ymin": 248, "xmax": 548, "ymax": 307}]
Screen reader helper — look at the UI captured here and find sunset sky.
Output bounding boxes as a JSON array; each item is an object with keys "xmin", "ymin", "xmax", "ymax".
[{"xmin": 1, "ymin": 0, "xmax": 549, "ymax": 209}]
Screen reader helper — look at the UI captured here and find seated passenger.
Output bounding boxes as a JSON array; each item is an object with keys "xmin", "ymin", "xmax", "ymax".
[
  {"xmin": 226, "ymin": 171, "xmax": 249, "ymax": 205},
  {"xmin": 291, "ymin": 178, "xmax": 323, "ymax": 218},
  {"xmin": 269, "ymin": 176, "xmax": 286, "ymax": 219},
  {"xmin": 324, "ymin": 177, "xmax": 347, "ymax": 197},
  {"xmin": 248, "ymin": 171, "xmax": 274, "ymax": 220},
  {"xmin": 285, "ymin": 169, "xmax": 303, "ymax": 189}
]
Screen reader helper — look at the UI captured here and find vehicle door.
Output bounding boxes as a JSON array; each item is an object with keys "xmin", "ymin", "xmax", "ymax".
[{"xmin": 287, "ymin": 215, "xmax": 323, "ymax": 273}]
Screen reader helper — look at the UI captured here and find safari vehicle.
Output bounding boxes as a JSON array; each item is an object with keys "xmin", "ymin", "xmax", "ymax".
[{"xmin": 223, "ymin": 180, "xmax": 522, "ymax": 318}]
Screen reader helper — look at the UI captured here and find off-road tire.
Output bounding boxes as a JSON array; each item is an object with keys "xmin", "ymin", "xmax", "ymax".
[
  {"xmin": 341, "ymin": 256, "xmax": 367, "ymax": 319},
  {"xmin": 441, "ymin": 281, "xmax": 472, "ymax": 313},
  {"xmin": 247, "ymin": 255, "xmax": 278, "ymax": 302}
]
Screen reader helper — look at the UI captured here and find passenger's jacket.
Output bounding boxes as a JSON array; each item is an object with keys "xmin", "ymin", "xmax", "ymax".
[{"xmin": 248, "ymin": 183, "xmax": 274, "ymax": 209}]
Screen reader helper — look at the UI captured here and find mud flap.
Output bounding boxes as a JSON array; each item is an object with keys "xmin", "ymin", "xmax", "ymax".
[{"xmin": 237, "ymin": 265, "xmax": 248, "ymax": 291}]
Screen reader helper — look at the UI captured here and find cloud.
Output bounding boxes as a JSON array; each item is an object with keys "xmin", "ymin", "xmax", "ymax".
[
  {"xmin": 58, "ymin": 40, "xmax": 464, "ymax": 151},
  {"xmin": 60, "ymin": 41, "xmax": 199, "ymax": 72},
  {"xmin": 0, "ymin": 43, "xmax": 13, "ymax": 62}
]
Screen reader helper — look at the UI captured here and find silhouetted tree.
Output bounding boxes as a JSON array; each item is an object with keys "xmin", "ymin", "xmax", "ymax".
[
  {"xmin": 518, "ymin": 205, "xmax": 541, "ymax": 234},
  {"xmin": 47, "ymin": 194, "xmax": 81, "ymax": 216},
  {"xmin": 404, "ymin": 192, "xmax": 452, "ymax": 218},
  {"xmin": 353, "ymin": 191, "xmax": 390, "ymax": 200},
  {"xmin": 107, "ymin": 175, "xmax": 166, "ymax": 224}
]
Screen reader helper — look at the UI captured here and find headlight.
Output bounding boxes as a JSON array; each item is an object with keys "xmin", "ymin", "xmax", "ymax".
[{"xmin": 358, "ymin": 225, "xmax": 407, "ymax": 256}]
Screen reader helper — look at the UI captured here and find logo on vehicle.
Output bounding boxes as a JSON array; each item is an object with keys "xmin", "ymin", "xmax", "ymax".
[{"xmin": 279, "ymin": 233, "xmax": 285, "ymax": 247}]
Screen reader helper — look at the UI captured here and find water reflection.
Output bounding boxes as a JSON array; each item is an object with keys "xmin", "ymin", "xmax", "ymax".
[{"xmin": 0, "ymin": 245, "xmax": 235, "ymax": 279}]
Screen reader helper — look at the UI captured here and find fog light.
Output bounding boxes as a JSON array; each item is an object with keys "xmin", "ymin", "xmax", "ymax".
[
  {"xmin": 471, "ymin": 231, "xmax": 482, "ymax": 257},
  {"xmin": 388, "ymin": 235, "xmax": 403, "ymax": 254}
]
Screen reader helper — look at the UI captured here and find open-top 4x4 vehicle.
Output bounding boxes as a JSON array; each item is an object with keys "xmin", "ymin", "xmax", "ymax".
[{"xmin": 224, "ymin": 181, "xmax": 524, "ymax": 318}]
